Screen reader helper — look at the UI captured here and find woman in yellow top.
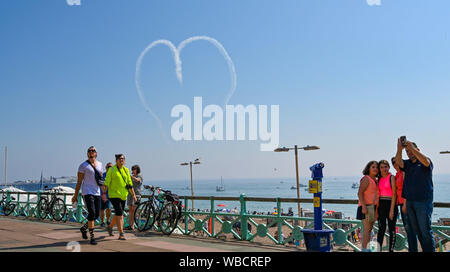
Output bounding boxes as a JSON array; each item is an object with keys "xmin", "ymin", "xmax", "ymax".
[{"xmin": 105, "ymin": 154, "xmax": 137, "ymax": 240}]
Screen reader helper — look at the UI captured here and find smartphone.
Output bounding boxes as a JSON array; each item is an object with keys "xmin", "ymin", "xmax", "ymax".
[{"xmin": 400, "ymin": 136, "xmax": 407, "ymax": 147}]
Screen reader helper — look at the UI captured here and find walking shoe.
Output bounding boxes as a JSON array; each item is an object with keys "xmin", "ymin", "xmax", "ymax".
[
  {"xmin": 106, "ymin": 225, "xmax": 114, "ymax": 236},
  {"xmin": 100, "ymin": 222, "xmax": 105, "ymax": 228},
  {"xmin": 90, "ymin": 237, "xmax": 97, "ymax": 245},
  {"xmin": 80, "ymin": 227, "xmax": 88, "ymax": 240},
  {"xmin": 124, "ymin": 226, "xmax": 133, "ymax": 231},
  {"xmin": 118, "ymin": 233, "xmax": 126, "ymax": 240}
]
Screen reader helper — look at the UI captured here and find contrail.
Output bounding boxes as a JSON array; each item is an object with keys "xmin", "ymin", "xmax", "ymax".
[{"xmin": 135, "ymin": 36, "xmax": 237, "ymax": 138}]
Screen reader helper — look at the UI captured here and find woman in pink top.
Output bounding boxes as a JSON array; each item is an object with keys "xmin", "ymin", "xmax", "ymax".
[
  {"xmin": 357, "ymin": 161, "xmax": 379, "ymax": 252},
  {"xmin": 377, "ymin": 160, "xmax": 398, "ymax": 252}
]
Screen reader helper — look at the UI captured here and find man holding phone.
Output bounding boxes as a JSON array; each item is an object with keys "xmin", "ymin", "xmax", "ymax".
[{"xmin": 395, "ymin": 137, "xmax": 435, "ymax": 252}]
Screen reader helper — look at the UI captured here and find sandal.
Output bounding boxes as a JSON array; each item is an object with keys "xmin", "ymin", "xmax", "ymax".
[{"xmin": 106, "ymin": 225, "xmax": 114, "ymax": 236}]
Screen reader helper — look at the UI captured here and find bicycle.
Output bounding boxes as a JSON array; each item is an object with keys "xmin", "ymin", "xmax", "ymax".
[
  {"xmin": 134, "ymin": 185, "xmax": 182, "ymax": 235},
  {"xmin": 36, "ymin": 186, "xmax": 67, "ymax": 222},
  {"xmin": 0, "ymin": 193, "xmax": 16, "ymax": 216}
]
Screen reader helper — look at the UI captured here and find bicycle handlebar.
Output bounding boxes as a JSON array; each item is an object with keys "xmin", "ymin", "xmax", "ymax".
[{"xmin": 143, "ymin": 185, "xmax": 171, "ymax": 194}]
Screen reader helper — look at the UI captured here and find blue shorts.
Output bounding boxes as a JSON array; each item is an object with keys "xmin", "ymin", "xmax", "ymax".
[{"xmin": 101, "ymin": 198, "xmax": 111, "ymax": 210}]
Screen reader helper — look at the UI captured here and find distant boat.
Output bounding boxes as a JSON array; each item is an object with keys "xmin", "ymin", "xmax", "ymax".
[
  {"xmin": 290, "ymin": 184, "xmax": 307, "ymax": 190},
  {"xmin": 216, "ymin": 176, "xmax": 225, "ymax": 192},
  {"xmin": 352, "ymin": 183, "xmax": 359, "ymax": 189}
]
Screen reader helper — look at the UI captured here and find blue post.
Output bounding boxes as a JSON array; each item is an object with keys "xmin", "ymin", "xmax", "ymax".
[
  {"xmin": 301, "ymin": 162, "xmax": 334, "ymax": 252},
  {"xmin": 310, "ymin": 163, "xmax": 324, "ymax": 230}
]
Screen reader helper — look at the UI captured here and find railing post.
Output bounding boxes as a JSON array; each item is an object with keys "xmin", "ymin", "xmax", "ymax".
[
  {"xmin": 277, "ymin": 197, "xmax": 283, "ymax": 244},
  {"xmin": 76, "ymin": 194, "xmax": 83, "ymax": 223},
  {"xmin": 26, "ymin": 192, "xmax": 30, "ymax": 216},
  {"xmin": 210, "ymin": 196, "xmax": 215, "ymax": 237},
  {"xmin": 6, "ymin": 192, "xmax": 11, "ymax": 203},
  {"xmin": 36, "ymin": 191, "xmax": 41, "ymax": 217},
  {"xmin": 184, "ymin": 195, "xmax": 189, "ymax": 235},
  {"xmin": 240, "ymin": 193, "xmax": 249, "ymax": 241}
]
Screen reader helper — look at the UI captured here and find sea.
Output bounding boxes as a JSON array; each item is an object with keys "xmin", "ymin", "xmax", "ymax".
[{"xmin": 5, "ymin": 175, "xmax": 450, "ymax": 222}]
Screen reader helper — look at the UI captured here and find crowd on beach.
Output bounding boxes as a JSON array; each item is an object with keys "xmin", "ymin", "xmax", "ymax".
[{"xmin": 356, "ymin": 137, "xmax": 435, "ymax": 252}]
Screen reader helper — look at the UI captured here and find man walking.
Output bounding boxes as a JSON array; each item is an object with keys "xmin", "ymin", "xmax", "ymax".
[
  {"xmin": 395, "ymin": 137, "xmax": 435, "ymax": 252},
  {"xmin": 72, "ymin": 146, "xmax": 105, "ymax": 245}
]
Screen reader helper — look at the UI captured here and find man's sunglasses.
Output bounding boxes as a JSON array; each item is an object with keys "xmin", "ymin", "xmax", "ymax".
[{"xmin": 88, "ymin": 150, "xmax": 97, "ymax": 153}]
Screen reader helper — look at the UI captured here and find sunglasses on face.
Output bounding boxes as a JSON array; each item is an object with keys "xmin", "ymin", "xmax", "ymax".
[{"xmin": 88, "ymin": 150, "xmax": 97, "ymax": 153}]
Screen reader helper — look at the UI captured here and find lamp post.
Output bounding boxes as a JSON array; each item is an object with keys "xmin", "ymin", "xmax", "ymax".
[
  {"xmin": 274, "ymin": 145, "xmax": 320, "ymax": 217},
  {"xmin": 180, "ymin": 158, "xmax": 201, "ymax": 210}
]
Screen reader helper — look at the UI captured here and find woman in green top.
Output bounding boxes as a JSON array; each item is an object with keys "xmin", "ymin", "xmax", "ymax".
[{"xmin": 105, "ymin": 154, "xmax": 137, "ymax": 240}]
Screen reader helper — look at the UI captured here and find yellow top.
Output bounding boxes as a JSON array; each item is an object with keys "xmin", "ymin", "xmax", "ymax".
[{"xmin": 105, "ymin": 165, "xmax": 133, "ymax": 201}]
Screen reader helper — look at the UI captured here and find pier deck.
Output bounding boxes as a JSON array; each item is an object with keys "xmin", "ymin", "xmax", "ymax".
[{"xmin": 0, "ymin": 216, "xmax": 301, "ymax": 252}]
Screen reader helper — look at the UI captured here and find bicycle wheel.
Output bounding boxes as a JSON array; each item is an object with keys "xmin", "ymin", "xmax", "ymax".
[
  {"xmin": 134, "ymin": 201, "xmax": 151, "ymax": 232},
  {"xmin": 145, "ymin": 201, "xmax": 159, "ymax": 230},
  {"xmin": 37, "ymin": 198, "xmax": 49, "ymax": 219},
  {"xmin": 159, "ymin": 202, "xmax": 179, "ymax": 235},
  {"xmin": 4, "ymin": 203, "xmax": 16, "ymax": 216},
  {"xmin": 51, "ymin": 198, "xmax": 66, "ymax": 222}
]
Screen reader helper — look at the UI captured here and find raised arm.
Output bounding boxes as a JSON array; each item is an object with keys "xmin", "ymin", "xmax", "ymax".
[
  {"xmin": 395, "ymin": 138, "xmax": 405, "ymax": 169},
  {"xmin": 406, "ymin": 141, "xmax": 431, "ymax": 168}
]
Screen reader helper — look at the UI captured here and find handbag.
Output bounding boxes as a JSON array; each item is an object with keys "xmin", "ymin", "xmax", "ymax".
[{"xmin": 86, "ymin": 160, "xmax": 105, "ymax": 186}]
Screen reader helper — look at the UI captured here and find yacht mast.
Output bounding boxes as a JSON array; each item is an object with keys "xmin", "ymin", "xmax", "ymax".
[{"xmin": 4, "ymin": 146, "xmax": 7, "ymax": 187}]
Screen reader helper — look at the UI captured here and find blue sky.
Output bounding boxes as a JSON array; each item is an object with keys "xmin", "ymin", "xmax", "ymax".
[{"xmin": 1, "ymin": 0, "xmax": 450, "ymax": 182}]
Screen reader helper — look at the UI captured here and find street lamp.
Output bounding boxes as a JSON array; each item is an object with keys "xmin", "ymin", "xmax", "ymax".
[
  {"xmin": 180, "ymin": 158, "xmax": 201, "ymax": 210},
  {"xmin": 274, "ymin": 145, "xmax": 320, "ymax": 217}
]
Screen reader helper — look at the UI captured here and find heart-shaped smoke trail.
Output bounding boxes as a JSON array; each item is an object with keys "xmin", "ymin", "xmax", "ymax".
[{"xmin": 135, "ymin": 36, "xmax": 237, "ymax": 140}]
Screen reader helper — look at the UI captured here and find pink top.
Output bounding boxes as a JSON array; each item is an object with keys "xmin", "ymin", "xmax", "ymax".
[
  {"xmin": 358, "ymin": 175, "xmax": 378, "ymax": 206},
  {"xmin": 378, "ymin": 173, "xmax": 393, "ymax": 198},
  {"xmin": 396, "ymin": 172, "xmax": 405, "ymax": 204}
]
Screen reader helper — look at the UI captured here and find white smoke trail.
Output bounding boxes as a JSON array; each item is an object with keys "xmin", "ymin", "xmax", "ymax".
[{"xmin": 135, "ymin": 36, "xmax": 237, "ymax": 135}]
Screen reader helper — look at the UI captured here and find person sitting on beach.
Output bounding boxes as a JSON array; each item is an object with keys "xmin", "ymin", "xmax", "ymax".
[
  {"xmin": 376, "ymin": 160, "xmax": 398, "ymax": 252},
  {"xmin": 395, "ymin": 138, "xmax": 435, "ymax": 252},
  {"xmin": 357, "ymin": 161, "xmax": 379, "ymax": 252}
]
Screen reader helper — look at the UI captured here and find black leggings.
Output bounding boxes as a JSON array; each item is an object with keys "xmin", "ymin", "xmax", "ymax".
[
  {"xmin": 110, "ymin": 198, "xmax": 126, "ymax": 216},
  {"xmin": 83, "ymin": 195, "xmax": 101, "ymax": 221},
  {"xmin": 377, "ymin": 198, "xmax": 398, "ymax": 252}
]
